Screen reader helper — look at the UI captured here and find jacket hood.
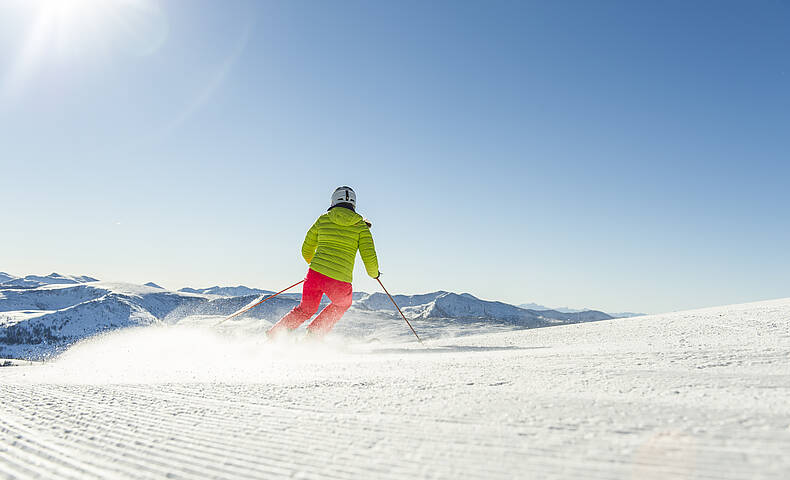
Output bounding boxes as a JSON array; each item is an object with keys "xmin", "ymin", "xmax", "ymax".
[{"xmin": 328, "ymin": 207, "xmax": 364, "ymax": 227}]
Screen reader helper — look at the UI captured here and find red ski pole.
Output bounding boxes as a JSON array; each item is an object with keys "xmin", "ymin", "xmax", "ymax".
[{"xmin": 214, "ymin": 279, "xmax": 305, "ymax": 326}]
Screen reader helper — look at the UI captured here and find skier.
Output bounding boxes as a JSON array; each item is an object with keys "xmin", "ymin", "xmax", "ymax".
[{"xmin": 267, "ymin": 186, "xmax": 380, "ymax": 339}]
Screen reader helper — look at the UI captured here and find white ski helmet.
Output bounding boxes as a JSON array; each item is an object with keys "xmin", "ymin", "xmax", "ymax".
[
  {"xmin": 331, "ymin": 186, "xmax": 356, "ymax": 209},
  {"xmin": 331, "ymin": 185, "xmax": 357, "ymax": 208}
]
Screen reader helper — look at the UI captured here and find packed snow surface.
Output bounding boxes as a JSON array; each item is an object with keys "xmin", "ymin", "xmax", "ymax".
[{"xmin": 1, "ymin": 298, "xmax": 789, "ymax": 479}]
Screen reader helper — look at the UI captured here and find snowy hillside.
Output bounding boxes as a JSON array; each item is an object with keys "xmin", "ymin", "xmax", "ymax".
[
  {"xmin": 0, "ymin": 283, "xmax": 202, "ymax": 358},
  {"xmin": 2, "ymin": 274, "xmax": 614, "ymax": 360},
  {"xmin": 1, "ymin": 297, "xmax": 788, "ymax": 479},
  {"xmin": 0, "ymin": 281, "xmax": 300, "ymax": 359}
]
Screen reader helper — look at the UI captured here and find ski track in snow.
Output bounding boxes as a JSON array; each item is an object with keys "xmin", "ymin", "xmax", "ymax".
[{"xmin": 1, "ymin": 298, "xmax": 790, "ymax": 479}]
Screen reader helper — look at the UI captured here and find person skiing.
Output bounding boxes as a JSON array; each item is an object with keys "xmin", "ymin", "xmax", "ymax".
[{"xmin": 267, "ymin": 186, "xmax": 379, "ymax": 339}]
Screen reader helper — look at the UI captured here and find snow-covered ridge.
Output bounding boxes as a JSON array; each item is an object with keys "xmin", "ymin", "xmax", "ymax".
[
  {"xmin": 179, "ymin": 285, "xmax": 273, "ymax": 297},
  {"xmin": 356, "ymin": 291, "xmax": 612, "ymax": 326},
  {"xmin": 0, "ymin": 272, "xmax": 99, "ymax": 288},
  {"xmin": 0, "ymin": 272, "xmax": 16, "ymax": 284},
  {"xmin": 519, "ymin": 301, "xmax": 645, "ymax": 318}
]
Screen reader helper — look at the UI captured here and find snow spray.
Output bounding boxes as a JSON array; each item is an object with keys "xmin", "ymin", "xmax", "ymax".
[{"xmin": 8, "ymin": 321, "xmax": 370, "ymax": 384}]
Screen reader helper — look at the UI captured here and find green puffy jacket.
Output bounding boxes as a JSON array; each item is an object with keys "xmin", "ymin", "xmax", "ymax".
[{"xmin": 301, "ymin": 207, "xmax": 379, "ymax": 283}]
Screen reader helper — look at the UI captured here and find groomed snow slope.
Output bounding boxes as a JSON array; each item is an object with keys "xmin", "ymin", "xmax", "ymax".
[{"xmin": 1, "ymin": 298, "xmax": 789, "ymax": 479}]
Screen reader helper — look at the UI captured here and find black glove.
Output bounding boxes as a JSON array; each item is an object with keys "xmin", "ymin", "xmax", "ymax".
[{"xmin": 375, "ymin": 271, "xmax": 381, "ymax": 279}]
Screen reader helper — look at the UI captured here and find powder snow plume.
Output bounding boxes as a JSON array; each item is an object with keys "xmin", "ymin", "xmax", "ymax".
[{"xmin": 19, "ymin": 321, "xmax": 368, "ymax": 384}]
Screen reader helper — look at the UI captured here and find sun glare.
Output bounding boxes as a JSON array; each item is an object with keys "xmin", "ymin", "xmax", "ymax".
[
  {"xmin": 2, "ymin": 0, "xmax": 168, "ymax": 97},
  {"xmin": 37, "ymin": 0, "xmax": 168, "ymax": 57},
  {"xmin": 41, "ymin": 0, "xmax": 118, "ymax": 55}
]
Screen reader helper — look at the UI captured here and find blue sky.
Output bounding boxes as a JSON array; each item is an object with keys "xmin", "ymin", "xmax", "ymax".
[{"xmin": 1, "ymin": 0, "xmax": 788, "ymax": 313}]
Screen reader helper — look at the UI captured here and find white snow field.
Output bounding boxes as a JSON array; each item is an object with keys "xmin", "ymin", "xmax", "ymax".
[{"xmin": 1, "ymin": 298, "xmax": 789, "ymax": 479}]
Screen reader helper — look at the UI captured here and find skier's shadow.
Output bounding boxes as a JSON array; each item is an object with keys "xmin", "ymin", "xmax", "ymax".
[{"xmin": 366, "ymin": 345, "xmax": 549, "ymax": 355}]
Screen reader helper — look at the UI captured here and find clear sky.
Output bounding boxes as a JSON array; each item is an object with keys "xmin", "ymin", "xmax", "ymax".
[{"xmin": 1, "ymin": 0, "xmax": 788, "ymax": 314}]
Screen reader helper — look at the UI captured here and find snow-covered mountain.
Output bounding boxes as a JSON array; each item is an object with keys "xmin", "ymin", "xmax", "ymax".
[
  {"xmin": 607, "ymin": 311, "xmax": 645, "ymax": 318},
  {"xmin": 176, "ymin": 284, "xmax": 633, "ymax": 318},
  {"xmin": 357, "ymin": 291, "xmax": 612, "ymax": 326},
  {"xmin": 519, "ymin": 301, "xmax": 596, "ymax": 313},
  {"xmin": 1, "ymin": 274, "xmax": 612, "ymax": 359},
  {"xmin": 0, "ymin": 283, "xmax": 201, "ymax": 358},
  {"xmin": 518, "ymin": 302, "xmax": 554, "ymax": 310},
  {"xmin": 0, "ymin": 280, "xmax": 303, "ymax": 359},
  {"xmin": 519, "ymin": 301, "xmax": 644, "ymax": 318},
  {"xmin": 179, "ymin": 285, "xmax": 273, "ymax": 297},
  {"xmin": 0, "ymin": 272, "xmax": 17, "ymax": 284},
  {"xmin": 1, "ymin": 272, "xmax": 99, "ymax": 288}
]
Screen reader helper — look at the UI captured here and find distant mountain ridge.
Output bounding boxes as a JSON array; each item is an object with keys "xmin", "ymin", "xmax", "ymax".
[
  {"xmin": 1, "ymin": 272, "xmax": 623, "ymax": 359},
  {"xmin": 356, "ymin": 291, "xmax": 612, "ymax": 326},
  {"xmin": 607, "ymin": 312, "xmax": 645, "ymax": 319},
  {"xmin": 1, "ymin": 272, "xmax": 99, "ymax": 288},
  {"xmin": 179, "ymin": 285, "xmax": 273, "ymax": 297},
  {"xmin": 520, "ymin": 302, "xmax": 645, "ymax": 318}
]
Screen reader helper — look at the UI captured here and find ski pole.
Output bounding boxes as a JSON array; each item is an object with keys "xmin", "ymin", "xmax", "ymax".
[
  {"xmin": 214, "ymin": 279, "xmax": 305, "ymax": 326},
  {"xmin": 376, "ymin": 277, "xmax": 423, "ymax": 344}
]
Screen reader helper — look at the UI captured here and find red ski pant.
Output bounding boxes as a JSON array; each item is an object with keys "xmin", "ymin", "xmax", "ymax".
[{"xmin": 268, "ymin": 269, "xmax": 353, "ymax": 337}]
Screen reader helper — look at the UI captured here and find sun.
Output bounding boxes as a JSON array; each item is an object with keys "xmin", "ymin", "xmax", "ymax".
[
  {"xmin": 36, "ymin": 0, "xmax": 119, "ymax": 55},
  {"xmin": 1, "ymin": 0, "xmax": 168, "ymax": 97},
  {"xmin": 33, "ymin": 0, "xmax": 168, "ymax": 58},
  {"xmin": 42, "ymin": 0, "xmax": 112, "ymax": 21}
]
